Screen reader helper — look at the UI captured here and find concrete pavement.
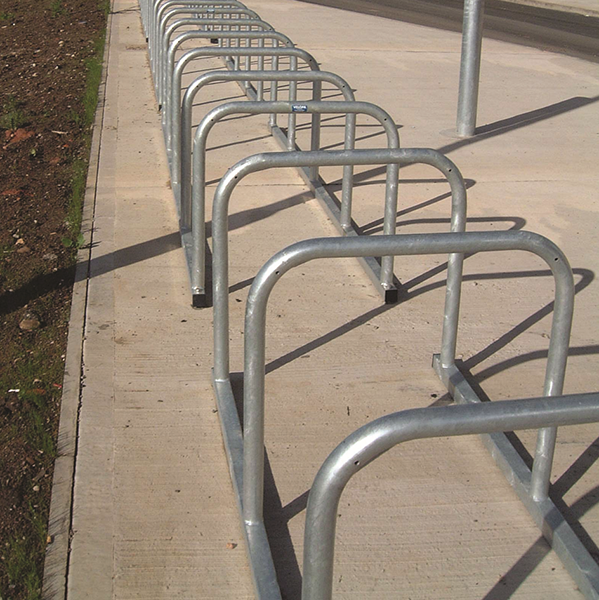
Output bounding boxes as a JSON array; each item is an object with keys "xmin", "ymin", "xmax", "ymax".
[{"xmin": 44, "ymin": 0, "xmax": 599, "ymax": 597}]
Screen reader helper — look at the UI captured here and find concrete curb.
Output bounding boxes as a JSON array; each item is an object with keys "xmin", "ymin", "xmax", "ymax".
[{"xmin": 41, "ymin": 5, "xmax": 114, "ymax": 598}]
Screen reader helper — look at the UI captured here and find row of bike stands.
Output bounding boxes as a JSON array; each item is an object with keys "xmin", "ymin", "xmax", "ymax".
[
  {"xmin": 137, "ymin": 0, "xmax": 599, "ymax": 598},
  {"xmin": 141, "ymin": 0, "xmax": 408, "ymax": 306}
]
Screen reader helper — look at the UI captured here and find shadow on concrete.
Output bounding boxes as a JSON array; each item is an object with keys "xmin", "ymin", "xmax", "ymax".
[
  {"xmin": 0, "ymin": 231, "xmax": 182, "ymax": 317},
  {"xmin": 321, "ymin": 96, "xmax": 599, "ymax": 189},
  {"xmin": 439, "ymin": 95, "xmax": 599, "ymax": 153}
]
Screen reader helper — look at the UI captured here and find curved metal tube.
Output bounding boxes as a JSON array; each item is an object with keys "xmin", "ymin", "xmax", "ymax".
[
  {"xmin": 162, "ymin": 18, "xmax": 273, "ymax": 105},
  {"xmin": 157, "ymin": 6, "xmax": 259, "ymax": 65},
  {"xmin": 163, "ymin": 29, "xmax": 293, "ymax": 113},
  {"xmin": 302, "ymin": 392, "xmax": 597, "ymax": 600},
  {"xmin": 179, "ymin": 71, "xmax": 355, "ymax": 230},
  {"xmin": 150, "ymin": 0, "xmax": 247, "ymax": 54},
  {"xmin": 144, "ymin": 0, "xmax": 246, "ymax": 37},
  {"xmin": 213, "ymin": 147, "xmax": 467, "ymax": 380},
  {"xmin": 157, "ymin": 12, "xmax": 266, "ymax": 101},
  {"xmin": 196, "ymin": 102, "xmax": 399, "ymax": 300},
  {"xmin": 241, "ymin": 230, "xmax": 574, "ymax": 528},
  {"xmin": 170, "ymin": 45, "xmax": 316, "ymax": 159},
  {"xmin": 165, "ymin": 31, "xmax": 294, "ymax": 144}
]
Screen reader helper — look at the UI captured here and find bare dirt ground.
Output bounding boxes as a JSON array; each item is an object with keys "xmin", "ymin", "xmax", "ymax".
[{"xmin": 0, "ymin": 0, "xmax": 106, "ymax": 596}]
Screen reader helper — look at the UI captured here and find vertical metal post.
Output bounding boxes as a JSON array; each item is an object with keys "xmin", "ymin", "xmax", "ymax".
[
  {"xmin": 456, "ymin": 0, "xmax": 484, "ymax": 137},
  {"xmin": 308, "ymin": 79, "xmax": 322, "ymax": 181},
  {"xmin": 269, "ymin": 41, "xmax": 279, "ymax": 128},
  {"xmin": 257, "ymin": 38, "xmax": 264, "ymax": 100},
  {"xmin": 288, "ymin": 56, "xmax": 298, "ymax": 150},
  {"xmin": 339, "ymin": 114, "xmax": 356, "ymax": 231}
]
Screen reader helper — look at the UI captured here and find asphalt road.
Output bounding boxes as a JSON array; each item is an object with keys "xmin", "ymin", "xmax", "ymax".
[{"xmin": 296, "ymin": 0, "xmax": 599, "ymax": 62}]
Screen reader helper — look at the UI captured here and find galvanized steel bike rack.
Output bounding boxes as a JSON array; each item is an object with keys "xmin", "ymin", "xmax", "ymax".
[
  {"xmin": 210, "ymin": 146, "xmax": 465, "ymax": 323},
  {"xmin": 153, "ymin": 1, "xmax": 250, "ymax": 51},
  {"xmin": 211, "ymin": 147, "xmax": 467, "ymax": 380},
  {"xmin": 156, "ymin": 7, "xmax": 260, "ymax": 61},
  {"xmin": 157, "ymin": 15, "xmax": 271, "ymax": 102},
  {"xmin": 136, "ymin": 1, "xmax": 599, "ymax": 596},
  {"xmin": 162, "ymin": 29, "xmax": 294, "ymax": 119},
  {"xmin": 143, "ymin": 0, "xmax": 247, "ymax": 40},
  {"xmin": 215, "ymin": 229, "xmax": 599, "ymax": 599},
  {"xmin": 302, "ymin": 393, "xmax": 599, "ymax": 600},
  {"xmin": 189, "ymin": 105, "xmax": 401, "ymax": 306},
  {"xmin": 166, "ymin": 44, "xmax": 313, "ymax": 164},
  {"xmin": 176, "ymin": 70, "xmax": 353, "ymax": 197},
  {"xmin": 142, "ymin": 0, "xmax": 418, "ymax": 308}
]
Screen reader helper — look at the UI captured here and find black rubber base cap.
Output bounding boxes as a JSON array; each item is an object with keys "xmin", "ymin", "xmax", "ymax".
[
  {"xmin": 210, "ymin": 38, "xmax": 219, "ymax": 44},
  {"xmin": 384, "ymin": 287, "xmax": 399, "ymax": 304},
  {"xmin": 192, "ymin": 293, "xmax": 208, "ymax": 309}
]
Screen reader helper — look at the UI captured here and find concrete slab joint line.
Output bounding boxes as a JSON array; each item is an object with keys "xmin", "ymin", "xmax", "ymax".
[{"xmin": 42, "ymin": 1, "xmax": 114, "ymax": 598}]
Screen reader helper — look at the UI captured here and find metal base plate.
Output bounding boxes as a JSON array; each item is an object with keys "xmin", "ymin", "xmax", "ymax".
[{"xmin": 212, "ymin": 374, "xmax": 283, "ymax": 600}]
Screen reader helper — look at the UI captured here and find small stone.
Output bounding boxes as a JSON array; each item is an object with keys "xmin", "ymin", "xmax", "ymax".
[
  {"xmin": 16, "ymin": 245, "xmax": 30, "ymax": 254},
  {"xmin": 226, "ymin": 542, "xmax": 238, "ymax": 550},
  {"xmin": 15, "ymin": 238, "xmax": 25, "ymax": 246},
  {"xmin": 47, "ymin": 535, "xmax": 53, "ymax": 544},
  {"xmin": 19, "ymin": 312, "xmax": 40, "ymax": 331},
  {"xmin": 43, "ymin": 253, "xmax": 58, "ymax": 261},
  {"xmin": 32, "ymin": 485, "xmax": 40, "ymax": 492}
]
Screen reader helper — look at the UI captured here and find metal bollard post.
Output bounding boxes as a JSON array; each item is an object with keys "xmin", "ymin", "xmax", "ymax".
[{"xmin": 456, "ymin": 0, "xmax": 485, "ymax": 137}]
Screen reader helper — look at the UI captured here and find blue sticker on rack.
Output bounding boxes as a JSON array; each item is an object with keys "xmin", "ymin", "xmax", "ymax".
[{"xmin": 291, "ymin": 104, "xmax": 309, "ymax": 113}]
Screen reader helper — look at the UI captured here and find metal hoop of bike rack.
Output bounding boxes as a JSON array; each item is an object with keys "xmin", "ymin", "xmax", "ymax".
[
  {"xmin": 165, "ymin": 33, "xmax": 295, "ymax": 155},
  {"xmin": 162, "ymin": 19, "xmax": 279, "ymax": 106},
  {"xmin": 152, "ymin": 1, "xmax": 250, "ymax": 50},
  {"xmin": 156, "ymin": 7, "xmax": 260, "ymax": 62},
  {"xmin": 211, "ymin": 148, "xmax": 467, "ymax": 375},
  {"xmin": 177, "ymin": 70, "xmax": 354, "ymax": 204},
  {"xmin": 136, "ymin": 0, "xmax": 599, "ymax": 596},
  {"xmin": 303, "ymin": 393, "xmax": 599, "ymax": 600},
  {"xmin": 143, "ymin": 0, "xmax": 247, "ymax": 40},
  {"xmin": 189, "ymin": 104, "xmax": 401, "ymax": 307},
  {"xmin": 157, "ymin": 14, "xmax": 270, "ymax": 102},
  {"xmin": 169, "ymin": 45, "xmax": 318, "ymax": 188},
  {"xmin": 151, "ymin": 2, "xmax": 250, "ymax": 56},
  {"xmin": 213, "ymin": 229, "xmax": 583, "ymax": 600},
  {"xmin": 162, "ymin": 29, "xmax": 294, "ymax": 122}
]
